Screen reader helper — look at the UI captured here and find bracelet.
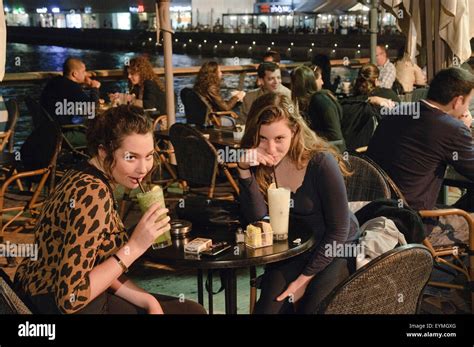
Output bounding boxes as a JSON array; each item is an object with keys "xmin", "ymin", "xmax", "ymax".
[{"xmin": 112, "ymin": 254, "xmax": 128, "ymax": 273}]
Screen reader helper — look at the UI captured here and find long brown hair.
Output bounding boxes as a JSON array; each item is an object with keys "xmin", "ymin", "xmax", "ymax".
[
  {"xmin": 194, "ymin": 61, "xmax": 221, "ymax": 96},
  {"xmin": 241, "ymin": 93, "xmax": 351, "ymax": 196},
  {"xmin": 291, "ymin": 65, "xmax": 318, "ymax": 115},
  {"xmin": 126, "ymin": 56, "xmax": 165, "ymax": 99},
  {"xmin": 353, "ymin": 63, "xmax": 379, "ymax": 96}
]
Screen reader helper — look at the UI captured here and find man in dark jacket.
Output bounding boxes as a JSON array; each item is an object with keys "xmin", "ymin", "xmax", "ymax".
[
  {"xmin": 367, "ymin": 67, "xmax": 474, "ymax": 232},
  {"xmin": 40, "ymin": 57, "xmax": 101, "ymax": 146}
]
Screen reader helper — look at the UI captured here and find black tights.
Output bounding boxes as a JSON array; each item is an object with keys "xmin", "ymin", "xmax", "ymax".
[{"xmin": 254, "ymin": 253, "xmax": 354, "ymax": 314}]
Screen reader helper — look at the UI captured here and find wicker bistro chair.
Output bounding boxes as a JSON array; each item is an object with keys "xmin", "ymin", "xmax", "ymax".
[
  {"xmin": 318, "ymin": 244, "xmax": 433, "ymax": 314},
  {"xmin": 0, "ymin": 99, "xmax": 19, "ymax": 153},
  {"xmin": 180, "ymin": 87, "xmax": 239, "ymax": 128},
  {"xmin": 168, "ymin": 123, "xmax": 239, "ymax": 199},
  {"xmin": 353, "ymin": 153, "xmax": 474, "ymax": 312},
  {"xmin": 345, "ymin": 154, "xmax": 392, "ymax": 202},
  {"xmin": 0, "ymin": 121, "xmax": 62, "ymax": 237},
  {"xmin": 0, "ymin": 269, "xmax": 32, "ymax": 314}
]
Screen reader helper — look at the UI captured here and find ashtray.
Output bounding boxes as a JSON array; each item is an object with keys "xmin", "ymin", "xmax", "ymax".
[{"xmin": 170, "ymin": 219, "xmax": 192, "ymax": 239}]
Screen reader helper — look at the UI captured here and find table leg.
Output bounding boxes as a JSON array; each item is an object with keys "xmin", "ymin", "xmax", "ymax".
[
  {"xmin": 223, "ymin": 268, "xmax": 237, "ymax": 314},
  {"xmin": 207, "ymin": 270, "xmax": 213, "ymax": 315},
  {"xmin": 197, "ymin": 269, "xmax": 203, "ymax": 306}
]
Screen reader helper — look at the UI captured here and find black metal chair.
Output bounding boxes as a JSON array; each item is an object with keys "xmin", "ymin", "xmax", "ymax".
[
  {"xmin": 317, "ymin": 244, "xmax": 433, "ymax": 314},
  {"xmin": 0, "ymin": 268, "xmax": 32, "ymax": 314},
  {"xmin": 180, "ymin": 87, "xmax": 239, "ymax": 127}
]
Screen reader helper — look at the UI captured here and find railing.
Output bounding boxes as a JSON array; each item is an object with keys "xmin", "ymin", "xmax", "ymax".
[{"xmin": 0, "ymin": 58, "xmax": 370, "ymax": 86}]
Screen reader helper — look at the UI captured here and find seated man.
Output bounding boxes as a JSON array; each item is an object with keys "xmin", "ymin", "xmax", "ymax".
[
  {"xmin": 375, "ymin": 45, "xmax": 396, "ymax": 89},
  {"xmin": 40, "ymin": 57, "xmax": 101, "ymax": 147},
  {"xmin": 367, "ymin": 67, "xmax": 474, "ymax": 232},
  {"xmin": 241, "ymin": 62, "xmax": 291, "ymax": 124}
]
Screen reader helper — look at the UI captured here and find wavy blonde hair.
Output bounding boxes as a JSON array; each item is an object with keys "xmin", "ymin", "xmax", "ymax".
[{"xmin": 241, "ymin": 93, "xmax": 351, "ymax": 196}]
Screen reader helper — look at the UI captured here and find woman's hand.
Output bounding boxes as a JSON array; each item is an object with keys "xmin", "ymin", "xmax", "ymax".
[
  {"xmin": 128, "ymin": 202, "xmax": 171, "ymax": 255},
  {"xmin": 368, "ymin": 96, "xmax": 395, "ymax": 109},
  {"xmin": 276, "ymin": 274, "xmax": 314, "ymax": 304}
]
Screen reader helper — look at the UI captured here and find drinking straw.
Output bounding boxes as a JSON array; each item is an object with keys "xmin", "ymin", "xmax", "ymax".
[
  {"xmin": 272, "ymin": 166, "xmax": 279, "ymax": 188},
  {"xmin": 137, "ymin": 180, "xmax": 146, "ymax": 193}
]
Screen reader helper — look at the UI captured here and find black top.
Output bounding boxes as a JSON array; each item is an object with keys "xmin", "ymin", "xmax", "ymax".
[
  {"xmin": 367, "ymin": 100, "xmax": 474, "ymax": 211},
  {"xmin": 40, "ymin": 76, "xmax": 99, "ymax": 125},
  {"xmin": 239, "ymin": 151, "xmax": 359, "ymax": 276},
  {"xmin": 340, "ymin": 87, "xmax": 400, "ymax": 151},
  {"xmin": 307, "ymin": 90, "xmax": 345, "ymax": 151},
  {"xmin": 131, "ymin": 79, "xmax": 166, "ymax": 114}
]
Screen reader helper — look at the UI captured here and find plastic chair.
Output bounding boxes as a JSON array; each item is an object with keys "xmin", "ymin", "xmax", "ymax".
[{"xmin": 318, "ymin": 244, "xmax": 433, "ymax": 314}]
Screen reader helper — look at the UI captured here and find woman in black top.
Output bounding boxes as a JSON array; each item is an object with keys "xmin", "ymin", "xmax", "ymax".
[
  {"xmin": 340, "ymin": 63, "xmax": 400, "ymax": 151},
  {"xmin": 125, "ymin": 56, "xmax": 167, "ymax": 114},
  {"xmin": 237, "ymin": 93, "xmax": 359, "ymax": 314},
  {"xmin": 291, "ymin": 65, "xmax": 345, "ymax": 151}
]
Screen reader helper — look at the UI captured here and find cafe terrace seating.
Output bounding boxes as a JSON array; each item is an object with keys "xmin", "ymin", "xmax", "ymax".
[
  {"xmin": 0, "ymin": 99, "xmax": 19, "ymax": 153},
  {"xmin": 24, "ymin": 96, "xmax": 89, "ymax": 161},
  {"xmin": 350, "ymin": 153, "xmax": 474, "ymax": 313},
  {"xmin": 180, "ymin": 87, "xmax": 239, "ymax": 127},
  {"xmin": 317, "ymin": 244, "xmax": 433, "ymax": 314},
  {"xmin": 0, "ymin": 121, "xmax": 62, "ymax": 237},
  {"xmin": 168, "ymin": 123, "xmax": 239, "ymax": 199}
]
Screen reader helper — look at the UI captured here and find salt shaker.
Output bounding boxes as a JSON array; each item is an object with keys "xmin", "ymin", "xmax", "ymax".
[{"xmin": 235, "ymin": 227, "xmax": 245, "ymax": 243}]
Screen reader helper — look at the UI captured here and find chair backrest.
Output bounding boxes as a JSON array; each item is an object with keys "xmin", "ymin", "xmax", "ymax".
[
  {"xmin": 25, "ymin": 96, "xmax": 51, "ymax": 129},
  {"xmin": 0, "ymin": 268, "xmax": 32, "ymax": 314},
  {"xmin": 169, "ymin": 123, "xmax": 218, "ymax": 187},
  {"xmin": 345, "ymin": 154, "xmax": 392, "ymax": 202},
  {"xmin": 20, "ymin": 120, "xmax": 62, "ymax": 173},
  {"xmin": 0, "ymin": 99, "xmax": 19, "ymax": 152},
  {"xmin": 180, "ymin": 87, "xmax": 210, "ymax": 126},
  {"xmin": 318, "ymin": 244, "xmax": 433, "ymax": 314}
]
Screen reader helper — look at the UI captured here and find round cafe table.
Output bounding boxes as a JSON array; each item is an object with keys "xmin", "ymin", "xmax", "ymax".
[{"xmin": 144, "ymin": 219, "xmax": 315, "ymax": 314}]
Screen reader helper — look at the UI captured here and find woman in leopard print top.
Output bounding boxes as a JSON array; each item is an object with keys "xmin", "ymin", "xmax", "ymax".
[{"xmin": 14, "ymin": 105, "xmax": 206, "ymax": 314}]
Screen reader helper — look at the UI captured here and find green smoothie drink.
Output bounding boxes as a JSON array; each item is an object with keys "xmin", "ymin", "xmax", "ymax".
[{"xmin": 136, "ymin": 185, "xmax": 171, "ymax": 249}]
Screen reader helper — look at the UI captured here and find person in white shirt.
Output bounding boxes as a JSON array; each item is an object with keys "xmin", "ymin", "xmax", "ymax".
[{"xmin": 375, "ymin": 45, "xmax": 396, "ymax": 89}]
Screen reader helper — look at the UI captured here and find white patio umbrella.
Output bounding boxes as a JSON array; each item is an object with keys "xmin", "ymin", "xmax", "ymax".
[
  {"xmin": 383, "ymin": 0, "xmax": 474, "ymax": 81},
  {"xmin": 439, "ymin": 0, "xmax": 474, "ymax": 65},
  {"xmin": 156, "ymin": 0, "xmax": 176, "ymax": 126}
]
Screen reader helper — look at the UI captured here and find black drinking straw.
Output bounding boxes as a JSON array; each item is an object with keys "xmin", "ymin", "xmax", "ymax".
[
  {"xmin": 272, "ymin": 166, "xmax": 279, "ymax": 188},
  {"xmin": 137, "ymin": 180, "xmax": 146, "ymax": 193}
]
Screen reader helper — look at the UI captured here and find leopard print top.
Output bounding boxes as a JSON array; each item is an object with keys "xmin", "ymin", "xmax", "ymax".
[{"xmin": 14, "ymin": 163, "xmax": 128, "ymax": 314}]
